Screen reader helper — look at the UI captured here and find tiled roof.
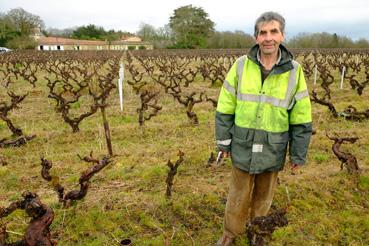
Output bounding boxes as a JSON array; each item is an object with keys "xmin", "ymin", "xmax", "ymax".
[
  {"xmin": 110, "ymin": 40, "xmax": 151, "ymax": 45},
  {"xmin": 38, "ymin": 36, "xmax": 152, "ymax": 46},
  {"xmin": 38, "ymin": 37, "xmax": 106, "ymax": 45},
  {"xmin": 122, "ymin": 36, "xmax": 142, "ymax": 42}
]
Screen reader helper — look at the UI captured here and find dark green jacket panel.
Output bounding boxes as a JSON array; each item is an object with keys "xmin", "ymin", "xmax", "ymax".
[
  {"xmin": 230, "ymin": 125, "xmax": 289, "ymax": 174},
  {"xmin": 289, "ymin": 123, "xmax": 313, "ymax": 164},
  {"xmin": 215, "ymin": 111, "xmax": 234, "ymax": 152}
]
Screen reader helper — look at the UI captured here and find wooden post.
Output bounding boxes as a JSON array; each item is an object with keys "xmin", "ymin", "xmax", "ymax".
[
  {"xmin": 313, "ymin": 64, "xmax": 318, "ymax": 86},
  {"xmin": 340, "ymin": 66, "xmax": 345, "ymax": 90},
  {"xmin": 118, "ymin": 63, "xmax": 124, "ymax": 111},
  {"xmin": 100, "ymin": 106, "xmax": 113, "ymax": 156}
]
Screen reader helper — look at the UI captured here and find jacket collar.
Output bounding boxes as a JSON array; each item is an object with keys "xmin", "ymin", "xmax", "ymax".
[
  {"xmin": 256, "ymin": 48, "xmax": 281, "ymax": 67},
  {"xmin": 247, "ymin": 44, "xmax": 294, "ymax": 74}
]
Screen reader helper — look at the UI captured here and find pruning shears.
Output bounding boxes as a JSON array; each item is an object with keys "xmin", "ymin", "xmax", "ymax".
[{"xmin": 216, "ymin": 151, "xmax": 223, "ymax": 166}]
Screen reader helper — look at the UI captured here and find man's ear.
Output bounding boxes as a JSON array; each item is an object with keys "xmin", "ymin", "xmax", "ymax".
[{"xmin": 254, "ymin": 34, "xmax": 259, "ymax": 44}]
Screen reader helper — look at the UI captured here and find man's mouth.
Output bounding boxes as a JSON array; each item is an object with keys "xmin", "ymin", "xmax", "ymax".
[{"xmin": 263, "ymin": 44, "xmax": 274, "ymax": 48}]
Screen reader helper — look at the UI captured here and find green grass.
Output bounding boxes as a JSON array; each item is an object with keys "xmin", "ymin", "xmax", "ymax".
[{"xmin": 312, "ymin": 151, "xmax": 330, "ymax": 164}]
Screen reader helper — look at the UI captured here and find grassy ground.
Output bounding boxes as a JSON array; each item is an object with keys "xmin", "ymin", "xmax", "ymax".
[{"xmin": 0, "ymin": 58, "xmax": 368, "ymax": 246}]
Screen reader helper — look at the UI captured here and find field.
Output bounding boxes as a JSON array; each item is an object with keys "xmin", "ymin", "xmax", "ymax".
[{"xmin": 0, "ymin": 49, "xmax": 368, "ymax": 245}]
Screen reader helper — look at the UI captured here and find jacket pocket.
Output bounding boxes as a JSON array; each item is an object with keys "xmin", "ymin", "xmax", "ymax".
[
  {"xmin": 231, "ymin": 127, "xmax": 253, "ymax": 165},
  {"xmin": 231, "ymin": 136, "xmax": 252, "ymax": 165},
  {"xmin": 266, "ymin": 132, "xmax": 289, "ymax": 164},
  {"xmin": 268, "ymin": 132, "xmax": 289, "ymax": 143},
  {"xmin": 232, "ymin": 125, "xmax": 249, "ymax": 140}
]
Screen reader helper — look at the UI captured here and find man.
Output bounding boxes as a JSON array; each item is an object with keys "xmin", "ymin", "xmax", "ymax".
[{"xmin": 215, "ymin": 11, "xmax": 312, "ymax": 245}]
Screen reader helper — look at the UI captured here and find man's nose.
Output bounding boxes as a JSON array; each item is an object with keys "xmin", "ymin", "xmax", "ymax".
[{"xmin": 265, "ymin": 32, "xmax": 273, "ymax": 41}]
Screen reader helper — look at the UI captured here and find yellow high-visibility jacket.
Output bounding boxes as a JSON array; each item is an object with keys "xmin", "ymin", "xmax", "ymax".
[{"xmin": 216, "ymin": 44, "xmax": 312, "ymax": 174}]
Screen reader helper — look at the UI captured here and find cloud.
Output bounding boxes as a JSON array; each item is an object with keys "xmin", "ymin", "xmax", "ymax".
[{"xmin": 1, "ymin": 0, "xmax": 369, "ymax": 39}]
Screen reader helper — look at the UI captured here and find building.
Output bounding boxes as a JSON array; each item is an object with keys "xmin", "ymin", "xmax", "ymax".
[
  {"xmin": 37, "ymin": 36, "xmax": 153, "ymax": 51},
  {"xmin": 30, "ymin": 27, "xmax": 44, "ymax": 40}
]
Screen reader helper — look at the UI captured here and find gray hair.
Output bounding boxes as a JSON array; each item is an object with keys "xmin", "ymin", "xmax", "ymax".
[{"xmin": 254, "ymin": 11, "xmax": 285, "ymax": 37}]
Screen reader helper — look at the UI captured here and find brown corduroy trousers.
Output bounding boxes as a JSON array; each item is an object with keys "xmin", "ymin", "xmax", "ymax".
[{"xmin": 223, "ymin": 166, "xmax": 279, "ymax": 238}]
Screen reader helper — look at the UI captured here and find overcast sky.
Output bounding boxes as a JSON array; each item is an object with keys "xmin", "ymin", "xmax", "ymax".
[{"xmin": 1, "ymin": 0, "xmax": 368, "ymax": 40}]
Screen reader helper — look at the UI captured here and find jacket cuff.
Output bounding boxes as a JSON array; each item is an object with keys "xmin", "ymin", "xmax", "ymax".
[{"xmin": 217, "ymin": 143, "xmax": 231, "ymax": 152}]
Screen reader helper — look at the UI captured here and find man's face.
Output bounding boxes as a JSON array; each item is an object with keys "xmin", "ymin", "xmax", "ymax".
[{"xmin": 255, "ymin": 20, "xmax": 284, "ymax": 56}]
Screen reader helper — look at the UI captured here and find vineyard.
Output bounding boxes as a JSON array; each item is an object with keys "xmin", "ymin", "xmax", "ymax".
[{"xmin": 0, "ymin": 48, "xmax": 368, "ymax": 245}]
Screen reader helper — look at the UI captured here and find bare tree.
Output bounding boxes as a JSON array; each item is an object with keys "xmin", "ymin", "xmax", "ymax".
[{"xmin": 6, "ymin": 8, "xmax": 45, "ymax": 34}]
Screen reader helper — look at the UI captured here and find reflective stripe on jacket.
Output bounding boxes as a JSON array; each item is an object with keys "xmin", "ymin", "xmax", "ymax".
[{"xmin": 215, "ymin": 44, "xmax": 312, "ymax": 174}]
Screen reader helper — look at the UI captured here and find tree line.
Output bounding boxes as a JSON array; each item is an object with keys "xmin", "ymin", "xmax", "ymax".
[{"xmin": 1, "ymin": 6, "xmax": 369, "ymax": 49}]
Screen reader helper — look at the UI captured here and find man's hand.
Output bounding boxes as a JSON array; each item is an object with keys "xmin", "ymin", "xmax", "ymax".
[
  {"xmin": 215, "ymin": 151, "xmax": 230, "ymax": 166},
  {"xmin": 221, "ymin": 151, "xmax": 230, "ymax": 158}
]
